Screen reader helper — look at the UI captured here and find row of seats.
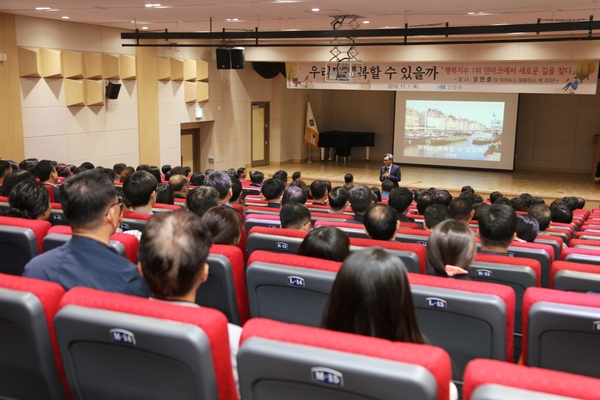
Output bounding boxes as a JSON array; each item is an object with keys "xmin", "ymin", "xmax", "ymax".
[{"xmin": 2, "ymin": 271, "xmax": 600, "ymax": 400}]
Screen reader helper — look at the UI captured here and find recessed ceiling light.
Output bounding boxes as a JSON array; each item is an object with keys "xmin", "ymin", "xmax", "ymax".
[
  {"xmin": 35, "ymin": 6, "xmax": 51, "ymax": 10},
  {"xmin": 62, "ymin": 16, "xmax": 69, "ymax": 19},
  {"xmin": 145, "ymin": 3, "xmax": 161, "ymax": 7},
  {"xmin": 141, "ymin": 26, "xmax": 149, "ymax": 30},
  {"xmin": 468, "ymin": 12, "xmax": 475, "ymax": 15},
  {"xmin": 311, "ymin": 8, "xmax": 320, "ymax": 12},
  {"xmin": 363, "ymin": 20, "xmax": 370, "ymax": 24},
  {"xmin": 232, "ymin": 18, "xmax": 238, "ymax": 21},
  {"xmin": 226, "ymin": 18, "xmax": 231, "ymax": 21}
]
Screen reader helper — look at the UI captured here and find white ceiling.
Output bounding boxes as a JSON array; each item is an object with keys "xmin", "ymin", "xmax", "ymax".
[{"xmin": 1, "ymin": 0, "xmax": 599, "ymax": 36}]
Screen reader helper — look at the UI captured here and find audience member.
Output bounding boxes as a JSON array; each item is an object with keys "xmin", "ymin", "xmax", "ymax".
[
  {"xmin": 489, "ymin": 191, "xmax": 503, "ymax": 204},
  {"xmin": 472, "ymin": 202, "xmax": 490, "ymax": 222},
  {"xmin": 552, "ymin": 204, "xmax": 573, "ymax": 224},
  {"xmin": 169, "ymin": 174, "xmax": 190, "ymax": 199},
  {"xmin": 388, "ymin": 187, "xmax": 414, "ymax": 222},
  {"xmin": 23, "ymin": 169, "xmax": 149, "ymax": 296},
  {"xmin": 19, "ymin": 158, "xmax": 38, "ymax": 173},
  {"xmin": 449, "ymin": 197, "xmax": 474, "ymax": 224},
  {"xmin": 202, "ymin": 206, "xmax": 242, "ymax": 245},
  {"xmin": 328, "ymin": 186, "xmax": 349, "ymax": 213},
  {"xmin": 249, "ymin": 170, "xmax": 264, "ymax": 187},
  {"xmin": 344, "ymin": 173, "xmax": 354, "ymax": 184},
  {"xmin": 515, "ymin": 214, "xmax": 539, "ymax": 242},
  {"xmin": 190, "ymin": 172, "xmax": 205, "ymax": 186},
  {"xmin": 161, "ymin": 164, "xmax": 171, "ymax": 178},
  {"xmin": 119, "ymin": 166, "xmax": 135, "ymax": 183},
  {"xmin": 416, "ymin": 192, "xmax": 436, "ymax": 215},
  {"xmin": 426, "ymin": 219, "xmax": 476, "ymax": 279},
  {"xmin": 297, "ymin": 226, "xmax": 349, "ymax": 262},
  {"xmin": 155, "ymin": 183, "xmax": 174, "ymax": 205},
  {"xmin": 310, "ymin": 180, "xmax": 329, "ymax": 205},
  {"xmin": 281, "ymin": 186, "xmax": 307, "ymax": 206},
  {"xmin": 80, "ymin": 162, "xmax": 95, "ymax": 170},
  {"xmin": 461, "ymin": 185, "xmax": 475, "ymax": 195},
  {"xmin": 364, "ymin": 204, "xmax": 399, "ymax": 240},
  {"xmin": 0, "ymin": 160, "xmax": 12, "ymax": 183},
  {"xmin": 237, "ymin": 167, "xmax": 247, "ymax": 180},
  {"xmin": 34, "ymin": 159, "xmax": 61, "ymax": 202},
  {"xmin": 343, "ymin": 182, "xmax": 354, "ymax": 192},
  {"xmin": 370, "ymin": 187, "xmax": 382, "ymax": 202},
  {"xmin": 147, "ymin": 167, "xmax": 162, "ymax": 184},
  {"xmin": 123, "ymin": 170, "xmax": 157, "ymax": 213},
  {"xmin": 230, "ymin": 176, "xmax": 242, "ymax": 204},
  {"xmin": 2, "ymin": 181, "xmax": 51, "ymax": 220},
  {"xmin": 137, "ymin": 211, "xmax": 241, "ymax": 386},
  {"xmin": 577, "ymin": 197, "xmax": 585, "ymax": 209},
  {"xmin": 510, "ymin": 197, "xmax": 529, "ymax": 212},
  {"xmin": 272, "ymin": 170, "xmax": 288, "ymax": 185},
  {"xmin": 187, "ymin": 186, "xmax": 220, "ymax": 217},
  {"xmin": 434, "ymin": 189, "xmax": 452, "ymax": 207},
  {"xmin": 347, "ymin": 185, "xmax": 373, "ymax": 224},
  {"xmin": 424, "ymin": 204, "xmax": 450, "ymax": 230},
  {"xmin": 478, "ymin": 203, "xmax": 518, "ymax": 255},
  {"xmin": 227, "ymin": 168, "xmax": 237, "ymax": 177},
  {"xmin": 493, "ymin": 196, "xmax": 511, "ymax": 206},
  {"xmin": 1, "ymin": 170, "xmax": 36, "ymax": 197},
  {"xmin": 56, "ymin": 163, "xmax": 72, "ymax": 179},
  {"xmin": 113, "ymin": 163, "xmax": 127, "ymax": 177},
  {"xmin": 528, "ymin": 203, "xmax": 552, "ymax": 231},
  {"xmin": 205, "ymin": 170, "xmax": 232, "ymax": 204},
  {"xmin": 261, "ymin": 178, "xmax": 285, "ymax": 208},
  {"xmin": 381, "ymin": 180, "xmax": 394, "ymax": 199},
  {"xmin": 280, "ymin": 203, "xmax": 311, "ymax": 232}
]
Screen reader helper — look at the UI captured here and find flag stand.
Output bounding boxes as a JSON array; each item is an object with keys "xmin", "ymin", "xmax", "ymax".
[{"xmin": 307, "ymin": 145, "xmax": 314, "ymax": 164}]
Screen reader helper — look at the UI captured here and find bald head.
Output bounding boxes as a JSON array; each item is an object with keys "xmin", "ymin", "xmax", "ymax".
[
  {"xmin": 169, "ymin": 174, "xmax": 189, "ymax": 197},
  {"xmin": 364, "ymin": 204, "xmax": 399, "ymax": 240}
]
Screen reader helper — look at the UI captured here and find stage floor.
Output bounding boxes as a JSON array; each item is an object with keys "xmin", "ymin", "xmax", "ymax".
[{"xmin": 252, "ymin": 160, "xmax": 600, "ymax": 208}]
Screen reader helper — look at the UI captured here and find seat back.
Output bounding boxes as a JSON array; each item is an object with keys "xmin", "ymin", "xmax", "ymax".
[
  {"xmin": 313, "ymin": 220, "xmax": 370, "ymax": 238},
  {"xmin": 55, "ymin": 287, "xmax": 237, "ymax": 400},
  {"xmin": 408, "ymin": 274, "xmax": 515, "ymax": 384},
  {"xmin": 244, "ymin": 214, "xmax": 280, "ymax": 232},
  {"xmin": 471, "ymin": 253, "xmax": 540, "ymax": 335},
  {"xmin": 395, "ymin": 229, "xmax": 431, "ymax": 245},
  {"xmin": 246, "ymin": 226, "xmax": 307, "ymax": 256},
  {"xmin": 349, "ymin": 237, "xmax": 426, "ymax": 274},
  {"xmin": 246, "ymin": 251, "xmax": 342, "ymax": 327},
  {"xmin": 502, "ymin": 241, "xmax": 553, "ymax": 287},
  {"xmin": 561, "ymin": 247, "xmax": 600, "ymax": 266},
  {"xmin": 551, "ymin": 260, "xmax": 600, "ymax": 292},
  {"xmin": 195, "ymin": 244, "xmax": 249, "ymax": 326},
  {"xmin": 534, "ymin": 234, "xmax": 562, "ymax": 260},
  {"xmin": 0, "ymin": 216, "xmax": 51, "ymax": 275},
  {"xmin": 238, "ymin": 318, "xmax": 452, "ymax": 400},
  {"xmin": 463, "ymin": 359, "xmax": 600, "ymax": 400},
  {"xmin": 523, "ymin": 287, "xmax": 600, "ymax": 379},
  {"xmin": 0, "ymin": 273, "xmax": 68, "ymax": 400}
]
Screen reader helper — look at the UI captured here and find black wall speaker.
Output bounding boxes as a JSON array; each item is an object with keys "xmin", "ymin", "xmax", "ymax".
[
  {"xmin": 216, "ymin": 48, "xmax": 231, "ymax": 69},
  {"xmin": 105, "ymin": 82, "xmax": 121, "ymax": 99},
  {"xmin": 216, "ymin": 47, "xmax": 245, "ymax": 69}
]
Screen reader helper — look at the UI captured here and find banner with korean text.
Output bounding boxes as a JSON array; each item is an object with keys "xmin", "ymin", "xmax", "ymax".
[{"xmin": 285, "ymin": 61, "xmax": 598, "ymax": 94}]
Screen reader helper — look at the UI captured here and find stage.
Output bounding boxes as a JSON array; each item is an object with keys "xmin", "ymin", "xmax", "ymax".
[{"xmin": 253, "ymin": 160, "xmax": 600, "ymax": 209}]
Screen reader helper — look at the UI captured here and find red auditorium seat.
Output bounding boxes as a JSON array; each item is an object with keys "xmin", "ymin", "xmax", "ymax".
[
  {"xmin": 239, "ymin": 318, "xmax": 453, "ymax": 400},
  {"xmin": 463, "ymin": 358, "xmax": 600, "ymax": 400},
  {"xmin": 44, "ymin": 225, "xmax": 139, "ymax": 264},
  {"xmin": 246, "ymin": 250, "xmax": 342, "ymax": 327},
  {"xmin": 152, "ymin": 203, "xmax": 184, "ymax": 211},
  {"xmin": 569, "ymin": 238, "xmax": 600, "ymax": 248},
  {"xmin": 55, "ymin": 287, "xmax": 237, "ymax": 400},
  {"xmin": 0, "ymin": 273, "xmax": 69, "ymax": 399},
  {"xmin": 561, "ymin": 246, "xmax": 600, "ymax": 266},
  {"xmin": 408, "ymin": 273, "xmax": 515, "ymax": 385},
  {"xmin": 0, "ymin": 216, "xmax": 51, "ymax": 275},
  {"xmin": 550, "ymin": 260, "xmax": 600, "ymax": 292},
  {"xmin": 523, "ymin": 287, "xmax": 600, "ymax": 379},
  {"xmin": 349, "ymin": 237, "xmax": 427, "ymax": 274},
  {"xmin": 196, "ymin": 244, "xmax": 249, "ymax": 326},
  {"xmin": 246, "ymin": 226, "xmax": 308, "ymax": 256},
  {"xmin": 244, "ymin": 213, "xmax": 281, "ymax": 232},
  {"xmin": 43, "ymin": 184, "xmax": 55, "ymax": 203}
]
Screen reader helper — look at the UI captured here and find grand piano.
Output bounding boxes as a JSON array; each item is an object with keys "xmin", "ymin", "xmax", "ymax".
[{"xmin": 317, "ymin": 130, "xmax": 375, "ymax": 161}]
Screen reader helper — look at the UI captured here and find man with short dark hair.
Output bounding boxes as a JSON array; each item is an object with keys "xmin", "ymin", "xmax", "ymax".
[
  {"xmin": 204, "ymin": 170, "xmax": 232, "ymax": 204},
  {"xmin": 449, "ymin": 197, "xmax": 474, "ymax": 224},
  {"xmin": 552, "ymin": 204, "xmax": 573, "ymax": 224},
  {"xmin": 281, "ymin": 186, "xmax": 307, "ymax": 206},
  {"xmin": 310, "ymin": 179, "xmax": 328, "ymax": 205},
  {"xmin": 347, "ymin": 184, "xmax": 373, "ymax": 224},
  {"xmin": 328, "ymin": 187, "xmax": 348, "ymax": 213},
  {"xmin": 169, "ymin": 174, "xmax": 189, "ymax": 199},
  {"xmin": 261, "ymin": 178, "xmax": 285, "ymax": 208},
  {"xmin": 388, "ymin": 187, "xmax": 414, "ymax": 222},
  {"xmin": 272, "ymin": 170, "xmax": 288, "ymax": 185},
  {"xmin": 424, "ymin": 204, "xmax": 450, "ymax": 230},
  {"xmin": 34, "ymin": 159, "xmax": 60, "ymax": 202},
  {"xmin": 461, "ymin": 185, "xmax": 475, "ymax": 195},
  {"xmin": 280, "ymin": 203, "xmax": 311, "ymax": 232},
  {"xmin": 187, "ymin": 186, "xmax": 220, "ymax": 217},
  {"xmin": 137, "ymin": 211, "xmax": 241, "ymax": 384},
  {"xmin": 0, "ymin": 160, "xmax": 12, "ymax": 183},
  {"xmin": 23, "ymin": 169, "xmax": 149, "ymax": 297},
  {"xmin": 478, "ymin": 203, "xmax": 518, "ymax": 255},
  {"xmin": 364, "ymin": 204, "xmax": 399, "ymax": 240},
  {"xmin": 230, "ymin": 176, "xmax": 242, "ymax": 204},
  {"xmin": 123, "ymin": 170, "xmax": 157, "ymax": 213},
  {"xmin": 435, "ymin": 190, "xmax": 452, "ymax": 207},
  {"xmin": 489, "ymin": 191, "xmax": 503, "ymax": 204},
  {"xmin": 416, "ymin": 192, "xmax": 436, "ymax": 215},
  {"xmin": 237, "ymin": 167, "xmax": 247, "ymax": 180},
  {"xmin": 249, "ymin": 170, "xmax": 264, "ymax": 187},
  {"xmin": 381, "ymin": 180, "xmax": 394, "ymax": 199},
  {"xmin": 344, "ymin": 173, "xmax": 354, "ymax": 184}
]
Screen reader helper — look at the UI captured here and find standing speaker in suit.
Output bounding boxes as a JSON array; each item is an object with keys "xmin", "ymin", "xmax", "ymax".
[{"xmin": 379, "ymin": 153, "xmax": 401, "ymax": 187}]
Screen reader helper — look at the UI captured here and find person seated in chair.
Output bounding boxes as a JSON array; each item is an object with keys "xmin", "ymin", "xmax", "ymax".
[
  {"xmin": 280, "ymin": 203, "xmax": 311, "ymax": 232},
  {"xmin": 205, "ymin": 170, "xmax": 233, "ymax": 205},
  {"xmin": 528, "ymin": 203, "xmax": 552, "ymax": 232},
  {"xmin": 249, "ymin": 170, "xmax": 264, "ymax": 187},
  {"xmin": 363, "ymin": 204, "xmax": 399, "ymax": 241},
  {"xmin": 347, "ymin": 185, "xmax": 373, "ymax": 224},
  {"xmin": 2, "ymin": 181, "xmax": 51, "ymax": 221},
  {"xmin": 34, "ymin": 159, "xmax": 60, "ymax": 203},
  {"xmin": 426, "ymin": 219, "xmax": 476, "ymax": 279},
  {"xmin": 23, "ymin": 169, "xmax": 149, "ymax": 297},
  {"xmin": 478, "ymin": 203, "xmax": 518, "ymax": 256},
  {"xmin": 309, "ymin": 180, "xmax": 329, "ymax": 206},
  {"xmin": 261, "ymin": 178, "xmax": 285, "ymax": 208},
  {"xmin": 388, "ymin": 187, "xmax": 414, "ymax": 223},
  {"xmin": 328, "ymin": 187, "xmax": 349, "ymax": 214},
  {"xmin": 424, "ymin": 204, "xmax": 450, "ymax": 230},
  {"xmin": 449, "ymin": 197, "xmax": 474, "ymax": 224},
  {"xmin": 123, "ymin": 170, "xmax": 157, "ymax": 214},
  {"xmin": 169, "ymin": 174, "xmax": 189, "ymax": 199},
  {"xmin": 137, "ymin": 211, "xmax": 242, "ymax": 387}
]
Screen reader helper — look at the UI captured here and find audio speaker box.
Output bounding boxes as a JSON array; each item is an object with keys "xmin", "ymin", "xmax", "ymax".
[
  {"xmin": 216, "ymin": 48, "xmax": 231, "ymax": 69},
  {"xmin": 105, "ymin": 82, "xmax": 121, "ymax": 99},
  {"xmin": 230, "ymin": 47, "xmax": 245, "ymax": 69}
]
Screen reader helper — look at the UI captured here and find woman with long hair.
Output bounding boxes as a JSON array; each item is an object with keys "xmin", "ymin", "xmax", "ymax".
[{"xmin": 426, "ymin": 219, "xmax": 476, "ymax": 279}]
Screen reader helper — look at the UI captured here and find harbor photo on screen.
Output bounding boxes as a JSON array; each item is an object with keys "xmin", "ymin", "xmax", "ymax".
[{"xmin": 403, "ymin": 100, "xmax": 505, "ymax": 162}]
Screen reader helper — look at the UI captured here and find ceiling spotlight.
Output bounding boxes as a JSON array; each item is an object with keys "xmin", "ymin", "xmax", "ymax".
[
  {"xmin": 145, "ymin": 3, "xmax": 162, "ymax": 7},
  {"xmin": 62, "ymin": 16, "xmax": 69, "ymax": 19},
  {"xmin": 141, "ymin": 26, "xmax": 149, "ymax": 30},
  {"xmin": 226, "ymin": 18, "xmax": 231, "ymax": 21},
  {"xmin": 363, "ymin": 20, "xmax": 370, "ymax": 24},
  {"xmin": 311, "ymin": 8, "xmax": 320, "ymax": 12},
  {"xmin": 35, "ymin": 6, "xmax": 51, "ymax": 10}
]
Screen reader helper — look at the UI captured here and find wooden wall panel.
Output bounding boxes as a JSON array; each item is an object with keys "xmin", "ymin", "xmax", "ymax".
[
  {"xmin": 62, "ymin": 50, "xmax": 83, "ymax": 79},
  {"xmin": 83, "ymin": 52, "xmax": 102, "ymax": 79},
  {"xmin": 136, "ymin": 45, "xmax": 160, "ymax": 165},
  {"xmin": 102, "ymin": 53, "xmax": 119, "ymax": 79},
  {"xmin": 0, "ymin": 13, "xmax": 25, "ymax": 161},
  {"xmin": 157, "ymin": 57, "xmax": 171, "ymax": 81},
  {"xmin": 40, "ymin": 48, "xmax": 62, "ymax": 78},
  {"xmin": 18, "ymin": 47, "xmax": 41, "ymax": 78}
]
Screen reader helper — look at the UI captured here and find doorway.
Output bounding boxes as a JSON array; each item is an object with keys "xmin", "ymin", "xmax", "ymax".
[
  {"xmin": 251, "ymin": 102, "xmax": 270, "ymax": 167},
  {"xmin": 180, "ymin": 128, "xmax": 200, "ymax": 173}
]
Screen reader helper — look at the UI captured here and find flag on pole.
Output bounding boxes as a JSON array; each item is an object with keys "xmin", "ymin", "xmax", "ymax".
[{"xmin": 304, "ymin": 102, "xmax": 319, "ymax": 150}]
